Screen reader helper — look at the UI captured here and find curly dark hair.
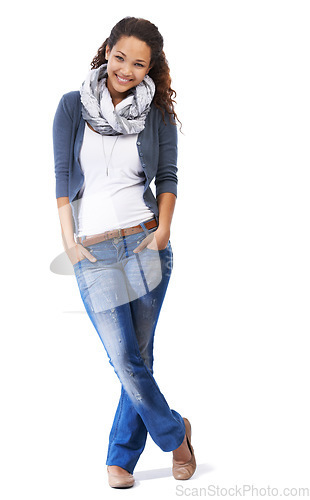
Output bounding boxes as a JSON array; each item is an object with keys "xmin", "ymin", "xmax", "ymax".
[{"xmin": 90, "ymin": 17, "xmax": 181, "ymax": 127}]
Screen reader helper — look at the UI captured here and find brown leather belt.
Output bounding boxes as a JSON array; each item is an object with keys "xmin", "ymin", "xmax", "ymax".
[{"xmin": 76, "ymin": 218, "xmax": 158, "ymax": 247}]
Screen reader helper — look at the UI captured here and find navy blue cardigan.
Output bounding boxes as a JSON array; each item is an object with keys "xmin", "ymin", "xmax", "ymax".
[{"xmin": 52, "ymin": 91, "xmax": 178, "ymax": 235}]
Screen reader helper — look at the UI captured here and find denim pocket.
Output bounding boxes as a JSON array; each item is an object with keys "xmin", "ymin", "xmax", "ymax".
[
  {"xmin": 73, "ymin": 255, "xmax": 92, "ymax": 273},
  {"xmin": 73, "ymin": 256, "xmax": 86, "ymax": 267}
]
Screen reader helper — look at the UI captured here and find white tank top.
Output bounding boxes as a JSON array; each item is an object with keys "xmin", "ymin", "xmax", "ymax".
[{"xmin": 76, "ymin": 123, "xmax": 154, "ymax": 237}]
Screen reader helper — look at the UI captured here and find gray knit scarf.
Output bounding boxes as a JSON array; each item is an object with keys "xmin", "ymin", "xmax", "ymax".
[{"xmin": 80, "ymin": 63, "xmax": 155, "ymax": 135}]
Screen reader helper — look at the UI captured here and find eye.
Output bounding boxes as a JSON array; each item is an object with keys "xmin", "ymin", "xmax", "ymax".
[
  {"xmin": 115, "ymin": 55, "xmax": 124, "ymax": 61},
  {"xmin": 135, "ymin": 63, "xmax": 145, "ymax": 68}
]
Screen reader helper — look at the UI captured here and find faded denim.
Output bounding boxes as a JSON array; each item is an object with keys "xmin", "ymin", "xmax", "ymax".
[{"xmin": 73, "ymin": 225, "xmax": 185, "ymax": 474}]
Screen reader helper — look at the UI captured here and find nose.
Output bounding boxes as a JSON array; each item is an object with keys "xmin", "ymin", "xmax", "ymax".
[{"xmin": 121, "ymin": 63, "xmax": 132, "ymax": 77}]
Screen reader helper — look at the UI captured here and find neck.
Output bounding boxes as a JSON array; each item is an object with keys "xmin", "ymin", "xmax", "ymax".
[{"xmin": 106, "ymin": 76, "xmax": 129, "ymax": 108}]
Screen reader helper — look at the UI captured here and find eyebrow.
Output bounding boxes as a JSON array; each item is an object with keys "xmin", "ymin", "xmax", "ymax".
[{"xmin": 116, "ymin": 51, "xmax": 147, "ymax": 63}]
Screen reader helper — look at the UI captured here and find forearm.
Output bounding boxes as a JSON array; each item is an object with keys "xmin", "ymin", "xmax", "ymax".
[
  {"xmin": 56, "ymin": 197, "xmax": 76, "ymax": 250},
  {"xmin": 157, "ymin": 192, "xmax": 176, "ymax": 232}
]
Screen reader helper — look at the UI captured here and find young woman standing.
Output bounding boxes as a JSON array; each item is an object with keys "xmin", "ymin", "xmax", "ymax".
[{"xmin": 53, "ymin": 17, "xmax": 196, "ymax": 489}]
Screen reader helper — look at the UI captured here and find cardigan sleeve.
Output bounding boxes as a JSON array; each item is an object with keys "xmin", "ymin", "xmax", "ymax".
[
  {"xmin": 52, "ymin": 94, "xmax": 74, "ymax": 198},
  {"xmin": 155, "ymin": 111, "xmax": 178, "ymax": 198}
]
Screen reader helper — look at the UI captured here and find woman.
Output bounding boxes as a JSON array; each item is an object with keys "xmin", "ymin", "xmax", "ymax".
[{"xmin": 53, "ymin": 16, "xmax": 196, "ymax": 489}]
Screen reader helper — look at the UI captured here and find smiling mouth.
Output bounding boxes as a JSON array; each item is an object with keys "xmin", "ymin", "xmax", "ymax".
[{"xmin": 115, "ymin": 74, "xmax": 133, "ymax": 84}]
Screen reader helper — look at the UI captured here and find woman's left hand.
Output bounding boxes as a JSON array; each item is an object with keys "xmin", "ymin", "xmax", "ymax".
[{"xmin": 133, "ymin": 227, "xmax": 170, "ymax": 253}]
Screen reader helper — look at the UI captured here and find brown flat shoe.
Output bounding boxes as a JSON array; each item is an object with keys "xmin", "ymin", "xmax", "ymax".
[
  {"xmin": 172, "ymin": 417, "xmax": 197, "ymax": 480},
  {"xmin": 107, "ymin": 466, "xmax": 135, "ymax": 488}
]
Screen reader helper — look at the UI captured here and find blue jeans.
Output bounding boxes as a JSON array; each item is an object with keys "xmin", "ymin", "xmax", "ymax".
[{"xmin": 73, "ymin": 224, "xmax": 186, "ymax": 474}]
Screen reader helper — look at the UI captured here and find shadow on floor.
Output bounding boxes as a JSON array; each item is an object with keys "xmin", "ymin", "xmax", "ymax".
[{"xmin": 134, "ymin": 463, "xmax": 214, "ymax": 481}]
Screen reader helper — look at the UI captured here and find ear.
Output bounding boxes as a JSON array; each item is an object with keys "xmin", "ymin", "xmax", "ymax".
[{"xmin": 105, "ymin": 44, "xmax": 111, "ymax": 60}]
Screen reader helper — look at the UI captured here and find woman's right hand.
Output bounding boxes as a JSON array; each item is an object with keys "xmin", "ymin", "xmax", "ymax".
[{"xmin": 66, "ymin": 243, "xmax": 97, "ymax": 266}]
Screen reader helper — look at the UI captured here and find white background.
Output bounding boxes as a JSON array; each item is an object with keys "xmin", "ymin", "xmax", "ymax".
[{"xmin": 1, "ymin": 0, "xmax": 310, "ymax": 498}]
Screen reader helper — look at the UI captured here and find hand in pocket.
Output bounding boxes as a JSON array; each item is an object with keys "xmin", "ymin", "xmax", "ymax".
[
  {"xmin": 66, "ymin": 243, "xmax": 97, "ymax": 265},
  {"xmin": 133, "ymin": 228, "xmax": 169, "ymax": 253}
]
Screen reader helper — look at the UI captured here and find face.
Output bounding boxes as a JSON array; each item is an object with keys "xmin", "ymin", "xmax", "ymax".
[{"xmin": 105, "ymin": 36, "xmax": 152, "ymax": 101}]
